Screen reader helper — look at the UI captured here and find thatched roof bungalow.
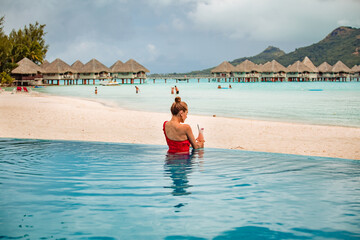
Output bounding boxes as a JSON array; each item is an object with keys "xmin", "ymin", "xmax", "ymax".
[
  {"xmin": 301, "ymin": 57, "xmax": 318, "ymax": 81},
  {"xmin": 11, "ymin": 57, "xmax": 43, "ymax": 85},
  {"xmin": 40, "ymin": 60, "xmax": 50, "ymax": 69},
  {"xmin": 261, "ymin": 60, "xmax": 286, "ymax": 82},
  {"xmin": 110, "ymin": 60, "xmax": 124, "ymax": 79},
  {"xmin": 331, "ymin": 60, "xmax": 351, "ymax": 81},
  {"xmin": 79, "ymin": 59, "xmax": 111, "ymax": 79},
  {"xmin": 111, "ymin": 59, "xmax": 150, "ymax": 79},
  {"xmin": 211, "ymin": 61, "xmax": 236, "ymax": 78},
  {"xmin": 351, "ymin": 65, "xmax": 360, "ymax": 73},
  {"xmin": 302, "ymin": 57, "xmax": 318, "ymax": 72},
  {"xmin": 286, "ymin": 61, "xmax": 312, "ymax": 73},
  {"xmin": 11, "ymin": 57, "xmax": 42, "ymax": 75},
  {"xmin": 233, "ymin": 60, "xmax": 260, "ymax": 82},
  {"xmin": 262, "ymin": 60, "xmax": 287, "ymax": 73},
  {"xmin": 317, "ymin": 62, "xmax": 334, "ymax": 80},
  {"xmin": 235, "ymin": 60, "xmax": 259, "ymax": 72},
  {"xmin": 331, "ymin": 61, "xmax": 351, "ymax": 73},
  {"xmin": 110, "ymin": 60, "xmax": 123, "ymax": 70},
  {"xmin": 351, "ymin": 65, "xmax": 360, "ymax": 80},
  {"xmin": 42, "ymin": 58, "xmax": 75, "ymax": 80},
  {"xmin": 70, "ymin": 60, "xmax": 84, "ymax": 80},
  {"xmin": 317, "ymin": 62, "xmax": 333, "ymax": 73},
  {"xmin": 71, "ymin": 60, "xmax": 84, "ymax": 73},
  {"xmin": 286, "ymin": 60, "xmax": 313, "ymax": 82}
]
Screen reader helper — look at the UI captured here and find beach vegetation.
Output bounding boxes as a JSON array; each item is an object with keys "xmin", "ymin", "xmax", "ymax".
[
  {"xmin": 0, "ymin": 16, "xmax": 48, "ymax": 85},
  {"xmin": 0, "ymin": 71, "xmax": 14, "ymax": 85},
  {"xmin": 8, "ymin": 21, "xmax": 48, "ymax": 65}
]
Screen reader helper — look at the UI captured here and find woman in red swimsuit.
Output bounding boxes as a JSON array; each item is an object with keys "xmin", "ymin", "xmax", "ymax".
[{"xmin": 163, "ymin": 97, "xmax": 205, "ymax": 153}]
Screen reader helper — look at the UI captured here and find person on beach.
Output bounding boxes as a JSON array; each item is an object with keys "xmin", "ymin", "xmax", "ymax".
[
  {"xmin": 218, "ymin": 85, "xmax": 221, "ymax": 89},
  {"xmin": 95, "ymin": 87, "xmax": 98, "ymax": 94},
  {"xmin": 175, "ymin": 85, "xmax": 179, "ymax": 94},
  {"xmin": 229, "ymin": 84, "xmax": 232, "ymax": 89},
  {"xmin": 135, "ymin": 86, "xmax": 139, "ymax": 94},
  {"xmin": 163, "ymin": 97, "xmax": 204, "ymax": 153},
  {"xmin": 171, "ymin": 87, "xmax": 174, "ymax": 94}
]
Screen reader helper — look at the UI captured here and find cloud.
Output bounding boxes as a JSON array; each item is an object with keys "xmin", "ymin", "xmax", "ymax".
[
  {"xmin": 188, "ymin": 0, "xmax": 360, "ymax": 42},
  {"xmin": 146, "ymin": 43, "xmax": 159, "ymax": 61},
  {"xmin": 1, "ymin": 0, "xmax": 359, "ymax": 73},
  {"xmin": 172, "ymin": 18, "xmax": 185, "ymax": 31}
]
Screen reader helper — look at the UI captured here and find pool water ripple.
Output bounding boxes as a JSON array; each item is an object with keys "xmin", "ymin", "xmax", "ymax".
[{"xmin": 0, "ymin": 139, "xmax": 359, "ymax": 239}]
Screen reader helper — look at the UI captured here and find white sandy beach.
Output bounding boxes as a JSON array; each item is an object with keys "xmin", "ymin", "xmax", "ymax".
[{"xmin": 0, "ymin": 91, "xmax": 359, "ymax": 160}]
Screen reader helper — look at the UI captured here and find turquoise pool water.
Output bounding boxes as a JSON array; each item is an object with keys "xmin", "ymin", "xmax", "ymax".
[
  {"xmin": 1, "ymin": 139, "xmax": 359, "ymax": 239},
  {"xmin": 32, "ymin": 81, "xmax": 360, "ymax": 127}
]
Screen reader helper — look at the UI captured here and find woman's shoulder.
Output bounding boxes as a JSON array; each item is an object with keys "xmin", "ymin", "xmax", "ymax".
[{"xmin": 180, "ymin": 123, "xmax": 191, "ymax": 131}]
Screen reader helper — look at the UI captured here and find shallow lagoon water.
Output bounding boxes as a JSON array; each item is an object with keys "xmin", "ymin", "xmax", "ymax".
[
  {"xmin": 0, "ymin": 139, "xmax": 359, "ymax": 239},
  {"xmin": 35, "ymin": 81, "xmax": 360, "ymax": 127}
]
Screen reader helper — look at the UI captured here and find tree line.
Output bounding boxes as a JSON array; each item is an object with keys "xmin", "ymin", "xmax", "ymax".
[{"xmin": 0, "ymin": 16, "xmax": 48, "ymax": 85}]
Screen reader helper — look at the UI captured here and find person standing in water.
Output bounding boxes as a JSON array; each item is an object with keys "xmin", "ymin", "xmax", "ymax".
[
  {"xmin": 171, "ymin": 87, "xmax": 174, "ymax": 94},
  {"xmin": 175, "ymin": 85, "xmax": 179, "ymax": 94},
  {"xmin": 135, "ymin": 86, "xmax": 139, "ymax": 94},
  {"xmin": 95, "ymin": 87, "xmax": 98, "ymax": 94},
  {"xmin": 163, "ymin": 97, "xmax": 204, "ymax": 153}
]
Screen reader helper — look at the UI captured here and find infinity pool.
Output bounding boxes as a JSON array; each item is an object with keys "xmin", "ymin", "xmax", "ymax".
[{"xmin": 0, "ymin": 139, "xmax": 359, "ymax": 239}]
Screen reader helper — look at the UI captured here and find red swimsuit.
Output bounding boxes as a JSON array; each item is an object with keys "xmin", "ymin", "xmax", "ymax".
[{"xmin": 163, "ymin": 121, "xmax": 190, "ymax": 153}]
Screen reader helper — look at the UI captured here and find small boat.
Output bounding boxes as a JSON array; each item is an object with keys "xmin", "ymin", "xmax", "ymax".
[{"xmin": 100, "ymin": 80, "xmax": 119, "ymax": 86}]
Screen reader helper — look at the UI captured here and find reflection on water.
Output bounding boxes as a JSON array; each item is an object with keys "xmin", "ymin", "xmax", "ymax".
[
  {"xmin": 164, "ymin": 150, "xmax": 204, "ymax": 196},
  {"xmin": 1, "ymin": 139, "xmax": 359, "ymax": 239}
]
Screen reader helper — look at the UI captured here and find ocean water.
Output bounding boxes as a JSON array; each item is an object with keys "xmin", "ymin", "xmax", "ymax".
[
  {"xmin": 0, "ymin": 138, "xmax": 359, "ymax": 239},
  {"xmin": 33, "ymin": 80, "xmax": 360, "ymax": 127}
]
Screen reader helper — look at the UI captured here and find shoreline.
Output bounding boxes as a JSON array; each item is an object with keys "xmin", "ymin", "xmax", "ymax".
[{"xmin": 1, "ymin": 91, "xmax": 359, "ymax": 160}]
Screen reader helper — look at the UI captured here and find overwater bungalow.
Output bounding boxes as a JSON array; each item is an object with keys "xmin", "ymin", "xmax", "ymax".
[
  {"xmin": 40, "ymin": 60, "xmax": 50, "ymax": 69},
  {"xmin": 111, "ymin": 59, "xmax": 149, "ymax": 84},
  {"xmin": 233, "ymin": 60, "xmax": 260, "ymax": 82},
  {"xmin": 109, "ymin": 60, "xmax": 123, "ymax": 83},
  {"xmin": 351, "ymin": 65, "xmax": 360, "ymax": 81},
  {"xmin": 331, "ymin": 61, "xmax": 351, "ymax": 81},
  {"xmin": 42, "ymin": 58, "xmax": 75, "ymax": 85},
  {"xmin": 71, "ymin": 60, "xmax": 84, "ymax": 80},
  {"xmin": 286, "ymin": 61, "xmax": 313, "ymax": 82},
  {"xmin": 79, "ymin": 59, "xmax": 111, "ymax": 84},
  {"xmin": 11, "ymin": 57, "xmax": 43, "ymax": 86},
  {"xmin": 317, "ymin": 62, "xmax": 334, "ymax": 81},
  {"xmin": 260, "ymin": 60, "xmax": 287, "ymax": 82},
  {"xmin": 211, "ymin": 61, "xmax": 236, "ymax": 80},
  {"xmin": 302, "ymin": 57, "xmax": 318, "ymax": 81}
]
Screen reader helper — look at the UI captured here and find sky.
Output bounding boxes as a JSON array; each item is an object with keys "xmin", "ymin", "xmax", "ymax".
[{"xmin": 1, "ymin": 0, "xmax": 359, "ymax": 73}]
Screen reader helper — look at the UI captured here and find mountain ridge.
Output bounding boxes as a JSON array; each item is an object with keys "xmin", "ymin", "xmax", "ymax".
[{"xmin": 181, "ymin": 26, "xmax": 360, "ymax": 76}]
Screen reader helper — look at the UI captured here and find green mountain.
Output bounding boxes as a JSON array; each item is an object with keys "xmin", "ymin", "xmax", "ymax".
[
  {"xmin": 182, "ymin": 46, "xmax": 285, "ymax": 76},
  {"xmin": 230, "ymin": 46, "xmax": 285, "ymax": 66},
  {"xmin": 276, "ymin": 26, "xmax": 360, "ymax": 67},
  {"xmin": 183, "ymin": 26, "xmax": 360, "ymax": 75}
]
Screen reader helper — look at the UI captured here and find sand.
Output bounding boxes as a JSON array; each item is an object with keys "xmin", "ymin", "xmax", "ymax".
[{"xmin": 1, "ymin": 91, "xmax": 359, "ymax": 160}]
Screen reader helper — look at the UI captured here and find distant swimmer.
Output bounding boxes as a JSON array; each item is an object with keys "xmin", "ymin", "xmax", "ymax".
[
  {"xmin": 171, "ymin": 87, "xmax": 174, "ymax": 94},
  {"xmin": 95, "ymin": 87, "xmax": 98, "ymax": 94},
  {"xmin": 135, "ymin": 86, "xmax": 139, "ymax": 94},
  {"xmin": 175, "ymin": 85, "xmax": 179, "ymax": 94}
]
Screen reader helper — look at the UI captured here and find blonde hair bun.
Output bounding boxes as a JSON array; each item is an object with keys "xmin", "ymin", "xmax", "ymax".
[{"xmin": 175, "ymin": 97, "xmax": 181, "ymax": 103}]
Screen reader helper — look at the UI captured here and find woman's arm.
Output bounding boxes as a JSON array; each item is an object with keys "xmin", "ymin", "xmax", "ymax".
[{"xmin": 184, "ymin": 124, "xmax": 204, "ymax": 149}]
